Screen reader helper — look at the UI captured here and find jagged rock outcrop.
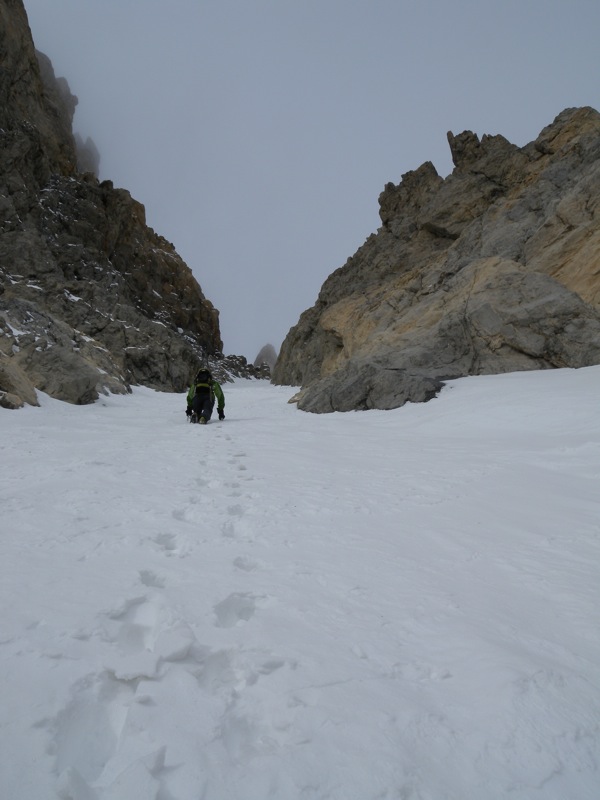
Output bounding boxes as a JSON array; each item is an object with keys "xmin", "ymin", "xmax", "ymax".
[
  {"xmin": 74, "ymin": 133, "xmax": 100, "ymax": 177},
  {"xmin": 211, "ymin": 352, "xmax": 269, "ymax": 383},
  {"xmin": 0, "ymin": 0, "xmax": 247, "ymax": 409},
  {"xmin": 253, "ymin": 343, "xmax": 278, "ymax": 375},
  {"xmin": 35, "ymin": 49, "xmax": 101, "ymax": 177},
  {"xmin": 273, "ymin": 107, "xmax": 600, "ymax": 412}
]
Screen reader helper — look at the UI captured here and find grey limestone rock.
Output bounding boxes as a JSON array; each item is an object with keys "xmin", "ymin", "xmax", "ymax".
[
  {"xmin": 274, "ymin": 107, "xmax": 600, "ymax": 413},
  {"xmin": 0, "ymin": 1, "xmax": 225, "ymax": 407}
]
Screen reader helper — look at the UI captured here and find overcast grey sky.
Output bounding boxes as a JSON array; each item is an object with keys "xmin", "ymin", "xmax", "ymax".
[{"xmin": 23, "ymin": 0, "xmax": 600, "ymax": 360}]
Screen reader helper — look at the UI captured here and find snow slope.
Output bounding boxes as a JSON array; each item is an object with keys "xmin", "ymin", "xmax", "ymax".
[{"xmin": 1, "ymin": 367, "xmax": 599, "ymax": 800}]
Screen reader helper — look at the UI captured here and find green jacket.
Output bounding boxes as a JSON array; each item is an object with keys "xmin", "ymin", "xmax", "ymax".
[{"xmin": 187, "ymin": 378, "xmax": 225, "ymax": 410}]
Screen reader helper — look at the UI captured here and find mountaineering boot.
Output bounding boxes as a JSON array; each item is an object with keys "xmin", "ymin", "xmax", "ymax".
[
  {"xmin": 199, "ymin": 416, "xmax": 207, "ymax": 424},
  {"xmin": 190, "ymin": 412, "xmax": 198, "ymax": 424}
]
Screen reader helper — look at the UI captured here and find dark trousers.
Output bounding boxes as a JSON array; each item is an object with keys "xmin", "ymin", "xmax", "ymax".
[{"xmin": 192, "ymin": 392, "xmax": 214, "ymax": 420}]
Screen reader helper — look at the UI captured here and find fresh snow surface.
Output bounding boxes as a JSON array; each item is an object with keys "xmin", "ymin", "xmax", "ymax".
[{"xmin": 1, "ymin": 367, "xmax": 599, "ymax": 800}]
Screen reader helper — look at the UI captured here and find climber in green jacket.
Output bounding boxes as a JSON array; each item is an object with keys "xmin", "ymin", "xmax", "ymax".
[{"xmin": 186, "ymin": 368, "xmax": 225, "ymax": 424}]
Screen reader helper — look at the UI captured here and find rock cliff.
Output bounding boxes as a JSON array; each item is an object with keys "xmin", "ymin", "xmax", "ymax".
[
  {"xmin": 273, "ymin": 107, "xmax": 600, "ymax": 412},
  {"xmin": 0, "ymin": 0, "xmax": 250, "ymax": 409}
]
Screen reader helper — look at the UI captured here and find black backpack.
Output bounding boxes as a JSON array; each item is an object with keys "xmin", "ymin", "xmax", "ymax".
[{"xmin": 194, "ymin": 369, "xmax": 212, "ymax": 397}]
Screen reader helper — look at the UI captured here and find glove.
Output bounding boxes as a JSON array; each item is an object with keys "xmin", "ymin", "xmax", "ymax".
[
  {"xmin": 218, "ymin": 408, "xmax": 225, "ymax": 420},
  {"xmin": 186, "ymin": 406, "xmax": 192, "ymax": 417}
]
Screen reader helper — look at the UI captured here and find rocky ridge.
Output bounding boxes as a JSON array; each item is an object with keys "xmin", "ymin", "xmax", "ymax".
[
  {"xmin": 273, "ymin": 107, "xmax": 600, "ymax": 412},
  {"xmin": 0, "ymin": 0, "xmax": 262, "ymax": 410}
]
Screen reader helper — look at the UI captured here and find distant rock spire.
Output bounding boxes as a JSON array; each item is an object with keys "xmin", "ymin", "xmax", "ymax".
[
  {"xmin": 74, "ymin": 133, "xmax": 100, "ymax": 177},
  {"xmin": 254, "ymin": 343, "xmax": 278, "ymax": 373}
]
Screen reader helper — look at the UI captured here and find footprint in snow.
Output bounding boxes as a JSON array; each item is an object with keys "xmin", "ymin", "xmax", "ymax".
[
  {"xmin": 153, "ymin": 532, "xmax": 177, "ymax": 552},
  {"xmin": 46, "ymin": 669, "xmax": 171, "ymax": 798},
  {"xmin": 233, "ymin": 555, "xmax": 264, "ymax": 572},
  {"xmin": 139, "ymin": 569, "xmax": 166, "ymax": 588},
  {"xmin": 153, "ymin": 531, "xmax": 190, "ymax": 557},
  {"xmin": 213, "ymin": 593, "xmax": 272, "ymax": 628},
  {"xmin": 172, "ymin": 504, "xmax": 205, "ymax": 526},
  {"xmin": 213, "ymin": 593, "xmax": 257, "ymax": 627},
  {"xmin": 41, "ymin": 609, "xmax": 293, "ymax": 798},
  {"xmin": 47, "ymin": 671, "xmax": 136, "ymax": 784},
  {"xmin": 105, "ymin": 595, "xmax": 161, "ymax": 656},
  {"xmin": 220, "ymin": 516, "xmax": 257, "ymax": 543}
]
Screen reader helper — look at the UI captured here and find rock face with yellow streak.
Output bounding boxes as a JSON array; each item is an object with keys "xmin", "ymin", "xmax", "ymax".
[{"xmin": 273, "ymin": 107, "xmax": 600, "ymax": 412}]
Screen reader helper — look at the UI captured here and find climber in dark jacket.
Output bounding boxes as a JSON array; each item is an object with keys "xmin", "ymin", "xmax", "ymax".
[{"xmin": 186, "ymin": 368, "xmax": 225, "ymax": 424}]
